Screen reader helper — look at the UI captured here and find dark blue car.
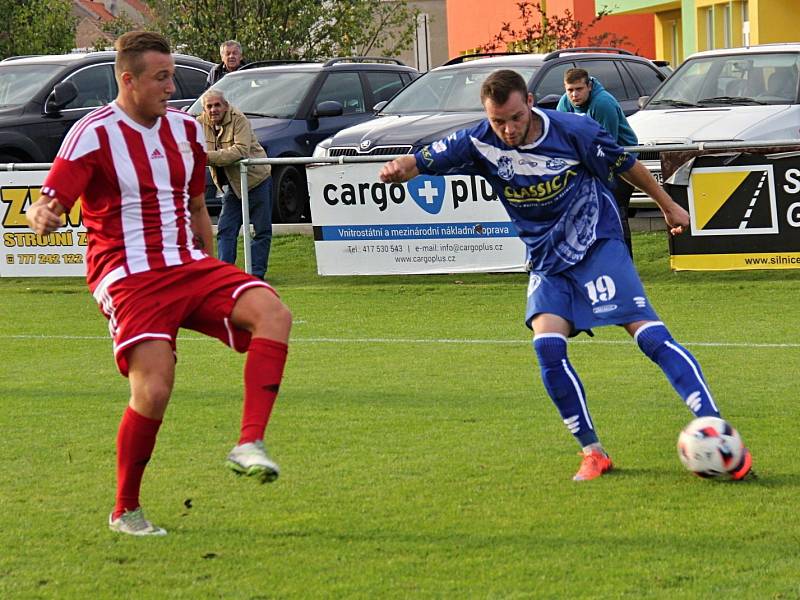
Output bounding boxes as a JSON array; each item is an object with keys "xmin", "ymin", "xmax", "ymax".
[{"xmin": 188, "ymin": 58, "xmax": 418, "ymax": 222}]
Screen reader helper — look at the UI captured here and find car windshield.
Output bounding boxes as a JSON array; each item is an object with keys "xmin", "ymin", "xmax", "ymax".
[
  {"xmin": 187, "ymin": 70, "xmax": 317, "ymax": 118},
  {"xmin": 646, "ymin": 52, "xmax": 800, "ymax": 108},
  {"xmin": 382, "ymin": 65, "xmax": 537, "ymax": 114},
  {"xmin": 0, "ymin": 64, "xmax": 63, "ymax": 107}
]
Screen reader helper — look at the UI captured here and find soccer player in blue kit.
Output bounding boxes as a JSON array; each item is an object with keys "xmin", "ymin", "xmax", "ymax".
[{"xmin": 379, "ymin": 69, "xmax": 752, "ymax": 481}]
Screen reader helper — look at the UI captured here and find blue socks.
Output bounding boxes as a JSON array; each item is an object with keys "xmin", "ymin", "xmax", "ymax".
[
  {"xmin": 533, "ymin": 334, "xmax": 598, "ymax": 447},
  {"xmin": 634, "ymin": 322, "xmax": 720, "ymax": 417},
  {"xmin": 533, "ymin": 323, "xmax": 719, "ymax": 450}
]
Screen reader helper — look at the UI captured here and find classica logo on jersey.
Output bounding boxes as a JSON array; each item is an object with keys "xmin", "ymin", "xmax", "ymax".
[{"xmin": 321, "ymin": 175, "xmax": 498, "ymax": 214}]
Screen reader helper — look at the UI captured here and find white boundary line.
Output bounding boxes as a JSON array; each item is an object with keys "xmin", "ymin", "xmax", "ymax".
[{"xmin": 2, "ymin": 333, "xmax": 799, "ymax": 349}]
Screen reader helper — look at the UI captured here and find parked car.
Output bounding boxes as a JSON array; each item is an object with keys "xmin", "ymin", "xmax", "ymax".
[
  {"xmin": 628, "ymin": 43, "xmax": 800, "ymax": 210},
  {"xmin": 652, "ymin": 59, "xmax": 674, "ymax": 76},
  {"xmin": 313, "ymin": 48, "xmax": 667, "ymax": 167},
  {"xmin": 188, "ymin": 57, "xmax": 419, "ymax": 222},
  {"xmin": 0, "ymin": 51, "xmax": 212, "ymax": 164}
]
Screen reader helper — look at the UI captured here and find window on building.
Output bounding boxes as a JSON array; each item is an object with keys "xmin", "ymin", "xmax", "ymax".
[
  {"xmin": 723, "ymin": 4, "xmax": 732, "ymax": 48},
  {"xmin": 742, "ymin": 0, "xmax": 750, "ymax": 46},
  {"xmin": 671, "ymin": 22, "xmax": 680, "ymax": 65}
]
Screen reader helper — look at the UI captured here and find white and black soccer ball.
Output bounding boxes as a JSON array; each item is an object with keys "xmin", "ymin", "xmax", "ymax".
[{"xmin": 677, "ymin": 416, "xmax": 744, "ymax": 479}]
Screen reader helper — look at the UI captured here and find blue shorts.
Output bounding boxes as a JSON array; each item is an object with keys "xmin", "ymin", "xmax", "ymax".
[{"xmin": 525, "ymin": 238, "xmax": 659, "ymax": 333}]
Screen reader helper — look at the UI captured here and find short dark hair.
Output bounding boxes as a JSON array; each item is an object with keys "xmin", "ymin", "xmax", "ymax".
[
  {"xmin": 480, "ymin": 69, "xmax": 528, "ymax": 105},
  {"xmin": 564, "ymin": 68, "xmax": 590, "ymax": 85},
  {"xmin": 115, "ymin": 31, "xmax": 171, "ymax": 77}
]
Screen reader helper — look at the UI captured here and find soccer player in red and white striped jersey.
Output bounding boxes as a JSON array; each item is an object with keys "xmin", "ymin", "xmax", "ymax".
[{"xmin": 26, "ymin": 31, "xmax": 293, "ymax": 537}]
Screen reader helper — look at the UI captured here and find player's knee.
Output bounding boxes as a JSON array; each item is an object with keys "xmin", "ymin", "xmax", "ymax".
[
  {"xmin": 247, "ymin": 292, "xmax": 292, "ymax": 340},
  {"xmin": 267, "ymin": 298, "xmax": 292, "ymax": 331},
  {"xmin": 131, "ymin": 378, "xmax": 172, "ymax": 416},
  {"xmin": 633, "ymin": 321, "xmax": 671, "ymax": 359},
  {"xmin": 533, "ymin": 334, "xmax": 568, "ymax": 366},
  {"xmin": 145, "ymin": 381, "xmax": 171, "ymax": 406}
]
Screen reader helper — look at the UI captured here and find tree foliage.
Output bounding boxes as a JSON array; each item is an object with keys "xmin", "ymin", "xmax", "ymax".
[
  {"xmin": 0, "ymin": 0, "xmax": 76, "ymax": 58},
  {"xmin": 144, "ymin": 0, "xmax": 419, "ymax": 62},
  {"xmin": 479, "ymin": 1, "xmax": 630, "ymax": 54}
]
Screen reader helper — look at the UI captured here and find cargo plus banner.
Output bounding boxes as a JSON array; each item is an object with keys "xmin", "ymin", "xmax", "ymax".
[
  {"xmin": 1, "ymin": 169, "xmax": 86, "ymax": 277},
  {"xmin": 306, "ymin": 163, "xmax": 526, "ymax": 275},
  {"xmin": 667, "ymin": 152, "xmax": 800, "ymax": 270}
]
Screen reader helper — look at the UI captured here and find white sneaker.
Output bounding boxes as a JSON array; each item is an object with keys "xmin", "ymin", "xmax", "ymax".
[
  {"xmin": 108, "ymin": 508, "xmax": 167, "ymax": 536},
  {"xmin": 226, "ymin": 440, "xmax": 280, "ymax": 483}
]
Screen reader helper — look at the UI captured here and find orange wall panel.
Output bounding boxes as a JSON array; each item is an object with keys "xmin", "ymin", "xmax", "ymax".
[{"xmin": 447, "ymin": 0, "xmax": 656, "ymax": 59}]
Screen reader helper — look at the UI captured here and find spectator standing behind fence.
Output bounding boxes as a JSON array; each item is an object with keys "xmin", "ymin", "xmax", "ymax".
[
  {"xmin": 557, "ymin": 68, "xmax": 638, "ymax": 256},
  {"xmin": 206, "ymin": 40, "xmax": 247, "ymax": 88},
  {"xmin": 198, "ymin": 89, "xmax": 273, "ymax": 279}
]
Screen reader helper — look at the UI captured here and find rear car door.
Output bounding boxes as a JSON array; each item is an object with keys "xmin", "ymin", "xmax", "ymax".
[
  {"xmin": 622, "ymin": 60, "xmax": 666, "ymax": 100},
  {"xmin": 575, "ymin": 59, "xmax": 638, "ymax": 115},
  {"xmin": 172, "ymin": 65, "xmax": 210, "ymax": 109},
  {"xmin": 47, "ymin": 62, "xmax": 117, "ymax": 158},
  {"xmin": 303, "ymin": 71, "xmax": 371, "ymax": 152},
  {"xmin": 531, "ymin": 61, "xmax": 575, "ymax": 106},
  {"xmin": 363, "ymin": 70, "xmax": 407, "ymax": 110}
]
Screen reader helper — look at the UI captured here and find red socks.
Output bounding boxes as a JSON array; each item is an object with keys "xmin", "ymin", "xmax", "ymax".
[
  {"xmin": 114, "ymin": 406, "xmax": 162, "ymax": 519},
  {"xmin": 239, "ymin": 338, "xmax": 288, "ymax": 445},
  {"xmin": 112, "ymin": 338, "xmax": 286, "ymax": 519}
]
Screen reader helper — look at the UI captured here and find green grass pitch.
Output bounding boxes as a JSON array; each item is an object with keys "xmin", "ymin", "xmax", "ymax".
[{"xmin": 1, "ymin": 232, "xmax": 799, "ymax": 598}]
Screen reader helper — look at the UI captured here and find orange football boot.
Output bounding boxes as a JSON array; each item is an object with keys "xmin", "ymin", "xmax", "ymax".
[{"xmin": 573, "ymin": 449, "xmax": 613, "ymax": 481}]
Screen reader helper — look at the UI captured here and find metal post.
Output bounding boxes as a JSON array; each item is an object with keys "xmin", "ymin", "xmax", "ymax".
[{"xmin": 239, "ymin": 161, "xmax": 252, "ymax": 274}]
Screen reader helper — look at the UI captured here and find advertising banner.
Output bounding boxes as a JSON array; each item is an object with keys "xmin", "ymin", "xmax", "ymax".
[
  {"xmin": 667, "ymin": 152, "xmax": 800, "ymax": 270},
  {"xmin": 306, "ymin": 163, "xmax": 526, "ymax": 275},
  {"xmin": 0, "ymin": 169, "xmax": 86, "ymax": 277}
]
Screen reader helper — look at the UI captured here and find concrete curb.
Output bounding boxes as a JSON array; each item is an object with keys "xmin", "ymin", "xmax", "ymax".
[{"xmin": 274, "ymin": 223, "xmax": 313, "ymax": 236}]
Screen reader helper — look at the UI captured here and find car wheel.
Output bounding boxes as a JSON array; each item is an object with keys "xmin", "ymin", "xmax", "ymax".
[{"xmin": 272, "ymin": 165, "xmax": 309, "ymax": 223}]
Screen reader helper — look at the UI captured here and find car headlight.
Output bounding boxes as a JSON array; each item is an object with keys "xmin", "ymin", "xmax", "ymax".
[{"xmin": 313, "ymin": 137, "xmax": 333, "ymax": 158}]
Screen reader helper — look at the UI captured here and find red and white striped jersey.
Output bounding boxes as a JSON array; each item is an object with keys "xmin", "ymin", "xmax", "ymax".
[{"xmin": 41, "ymin": 102, "xmax": 208, "ymax": 292}]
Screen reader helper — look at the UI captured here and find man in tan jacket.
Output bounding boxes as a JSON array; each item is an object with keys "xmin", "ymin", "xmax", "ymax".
[{"xmin": 198, "ymin": 89, "xmax": 272, "ymax": 278}]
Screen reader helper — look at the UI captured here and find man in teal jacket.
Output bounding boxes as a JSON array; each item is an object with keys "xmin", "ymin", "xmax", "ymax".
[{"xmin": 557, "ymin": 68, "xmax": 638, "ymax": 256}]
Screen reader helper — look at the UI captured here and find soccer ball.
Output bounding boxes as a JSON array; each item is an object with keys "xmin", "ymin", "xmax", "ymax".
[{"xmin": 677, "ymin": 416, "xmax": 744, "ymax": 479}]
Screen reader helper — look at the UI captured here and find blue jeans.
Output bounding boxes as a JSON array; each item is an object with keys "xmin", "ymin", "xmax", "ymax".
[{"xmin": 216, "ymin": 177, "xmax": 272, "ymax": 279}]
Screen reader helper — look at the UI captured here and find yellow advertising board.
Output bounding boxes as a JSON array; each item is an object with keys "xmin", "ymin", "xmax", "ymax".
[
  {"xmin": 668, "ymin": 153, "xmax": 800, "ymax": 270},
  {"xmin": 0, "ymin": 170, "xmax": 86, "ymax": 277}
]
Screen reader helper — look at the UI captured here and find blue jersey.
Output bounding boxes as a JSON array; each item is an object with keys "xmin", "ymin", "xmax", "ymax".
[{"xmin": 414, "ymin": 107, "xmax": 636, "ymax": 274}]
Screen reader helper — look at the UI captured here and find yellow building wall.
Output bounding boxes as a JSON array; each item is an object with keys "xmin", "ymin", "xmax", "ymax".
[
  {"xmin": 620, "ymin": 0, "xmax": 796, "ymax": 63},
  {"xmin": 729, "ymin": 2, "xmax": 743, "ymax": 47},
  {"xmin": 655, "ymin": 9, "xmax": 683, "ymax": 65},
  {"xmin": 694, "ymin": 0, "xmax": 749, "ymax": 51},
  {"xmin": 751, "ymin": 0, "xmax": 797, "ymax": 45}
]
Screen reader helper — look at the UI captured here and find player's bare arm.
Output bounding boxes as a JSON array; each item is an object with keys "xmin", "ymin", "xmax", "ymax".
[
  {"xmin": 26, "ymin": 196, "xmax": 65, "ymax": 235},
  {"xmin": 188, "ymin": 194, "xmax": 213, "ymax": 251},
  {"xmin": 621, "ymin": 160, "xmax": 689, "ymax": 236},
  {"xmin": 379, "ymin": 155, "xmax": 419, "ymax": 183}
]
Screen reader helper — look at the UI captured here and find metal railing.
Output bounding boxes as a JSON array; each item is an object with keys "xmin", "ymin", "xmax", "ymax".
[{"xmin": 6, "ymin": 137, "xmax": 800, "ymax": 274}]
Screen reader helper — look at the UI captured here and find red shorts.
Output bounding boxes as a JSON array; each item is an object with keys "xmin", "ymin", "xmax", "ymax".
[{"xmin": 92, "ymin": 257, "xmax": 277, "ymax": 376}]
